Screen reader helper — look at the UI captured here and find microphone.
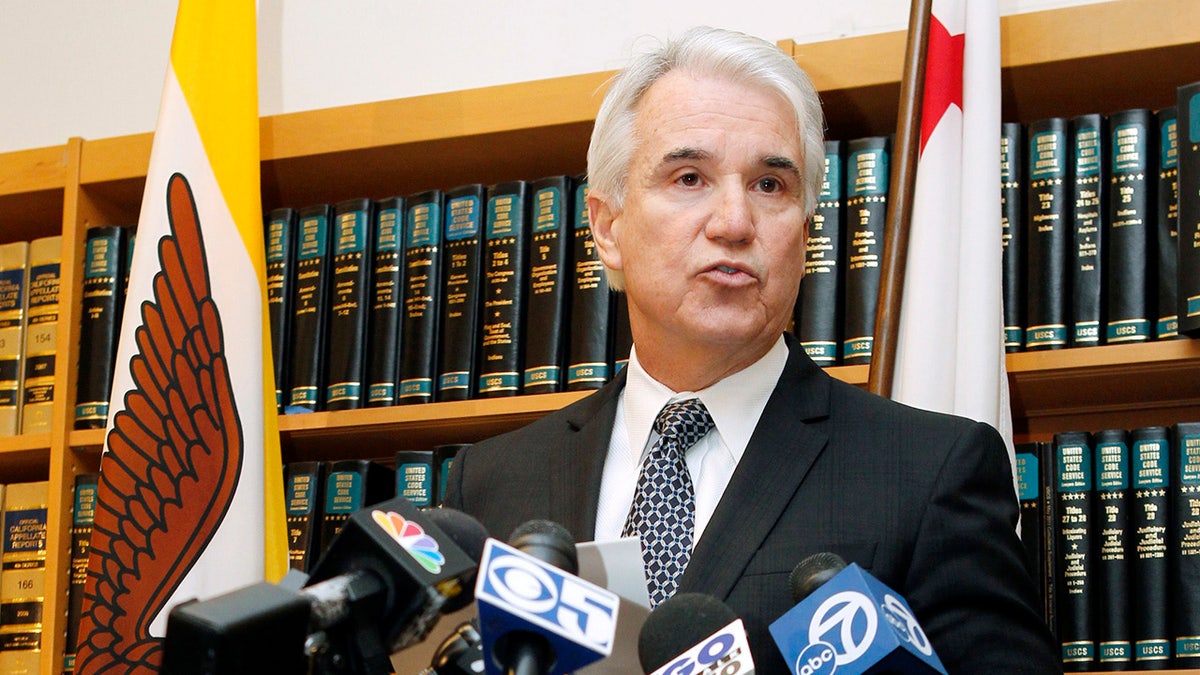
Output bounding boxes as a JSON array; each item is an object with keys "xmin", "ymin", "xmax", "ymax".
[
  {"xmin": 474, "ymin": 519, "xmax": 621, "ymax": 675},
  {"xmin": 638, "ymin": 592, "xmax": 756, "ymax": 675},
  {"xmin": 421, "ymin": 619, "xmax": 485, "ymax": 675},
  {"xmin": 768, "ymin": 552, "xmax": 947, "ymax": 675}
]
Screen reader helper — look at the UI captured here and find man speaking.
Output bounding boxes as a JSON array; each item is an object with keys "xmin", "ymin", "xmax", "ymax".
[{"xmin": 443, "ymin": 26, "xmax": 1059, "ymax": 674}]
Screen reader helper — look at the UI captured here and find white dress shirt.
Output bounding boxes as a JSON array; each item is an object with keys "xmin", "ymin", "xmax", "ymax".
[{"xmin": 593, "ymin": 336, "xmax": 789, "ymax": 544}]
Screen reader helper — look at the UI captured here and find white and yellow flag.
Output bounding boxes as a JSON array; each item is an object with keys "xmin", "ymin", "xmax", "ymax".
[
  {"xmin": 77, "ymin": 2, "xmax": 287, "ymax": 672},
  {"xmin": 891, "ymin": 0, "xmax": 1015, "ymax": 472}
]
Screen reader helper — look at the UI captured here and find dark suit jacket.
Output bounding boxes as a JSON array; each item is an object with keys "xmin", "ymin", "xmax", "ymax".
[{"xmin": 443, "ymin": 335, "xmax": 1060, "ymax": 674}]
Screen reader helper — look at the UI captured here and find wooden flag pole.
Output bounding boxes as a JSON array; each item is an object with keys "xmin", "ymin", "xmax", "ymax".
[{"xmin": 867, "ymin": 0, "xmax": 933, "ymax": 398}]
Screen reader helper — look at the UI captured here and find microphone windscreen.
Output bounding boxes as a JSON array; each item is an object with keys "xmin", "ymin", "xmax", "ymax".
[
  {"xmin": 789, "ymin": 551, "xmax": 847, "ymax": 603},
  {"xmin": 509, "ymin": 519, "xmax": 578, "ymax": 574},
  {"xmin": 637, "ymin": 593, "xmax": 738, "ymax": 674},
  {"xmin": 422, "ymin": 507, "xmax": 490, "ymax": 612}
]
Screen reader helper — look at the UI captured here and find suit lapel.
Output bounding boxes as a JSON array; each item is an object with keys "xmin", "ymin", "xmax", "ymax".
[
  {"xmin": 546, "ymin": 369, "xmax": 627, "ymax": 542},
  {"xmin": 679, "ymin": 336, "xmax": 833, "ymax": 600}
]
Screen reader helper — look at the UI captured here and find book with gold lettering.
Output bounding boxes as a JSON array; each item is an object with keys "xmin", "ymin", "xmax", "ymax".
[
  {"xmin": 1156, "ymin": 107, "xmax": 1180, "ymax": 340},
  {"xmin": 394, "ymin": 450, "xmax": 434, "ymax": 508},
  {"xmin": 265, "ymin": 207, "xmax": 297, "ymax": 412},
  {"xmin": 1001, "ymin": 123, "xmax": 1026, "ymax": 353},
  {"xmin": 0, "ymin": 480, "xmax": 49, "ymax": 674},
  {"xmin": 20, "ymin": 235, "xmax": 62, "ymax": 434},
  {"xmin": 841, "ymin": 136, "xmax": 889, "ymax": 366},
  {"xmin": 1016, "ymin": 441, "xmax": 1054, "ymax": 631},
  {"xmin": 74, "ymin": 226, "xmax": 129, "ymax": 429},
  {"xmin": 1106, "ymin": 109, "xmax": 1156, "ymax": 345},
  {"xmin": 1171, "ymin": 421, "xmax": 1200, "ymax": 667},
  {"xmin": 477, "ymin": 181, "xmax": 530, "ymax": 398},
  {"xmin": 1178, "ymin": 82, "xmax": 1200, "ymax": 336},
  {"xmin": 364, "ymin": 197, "xmax": 405, "ymax": 407},
  {"xmin": 316, "ymin": 459, "xmax": 394, "ymax": 565},
  {"xmin": 1093, "ymin": 428, "xmax": 1132, "ymax": 669},
  {"xmin": 796, "ymin": 140, "xmax": 844, "ymax": 366},
  {"xmin": 324, "ymin": 198, "xmax": 375, "ymax": 410},
  {"xmin": 1131, "ymin": 426, "xmax": 1170, "ymax": 669},
  {"xmin": 437, "ymin": 185, "xmax": 485, "ymax": 402},
  {"xmin": 399, "ymin": 190, "xmax": 445, "ymax": 405},
  {"xmin": 1054, "ymin": 430, "xmax": 1095, "ymax": 671},
  {"xmin": 523, "ymin": 176, "xmax": 573, "ymax": 395},
  {"xmin": 63, "ymin": 472, "xmax": 99, "ymax": 673},
  {"xmin": 1068, "ymin": 114, "xmax": 1105, "ymax": 348},
  {"xmin": 566, "ymin": 176, "xmax": 613, "ymax": 391},
  {"xmin": 284, "ymin": 460, "xmax": 325, "ymax": 573},
  {"xmin": 0, "ymin": 242, "xmax": 29, "ymax": 436},
  {"xmin": 1026, "ymin": 118, "xmax": 1070, "ymax": 351},
  {"xmin": 287, "ymin": 204, "xmax": 334, "ymax": 412}
]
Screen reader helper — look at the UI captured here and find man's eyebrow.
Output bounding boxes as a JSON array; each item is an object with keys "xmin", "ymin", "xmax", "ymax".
[
  {"xmin": 763, "ymin": 155, "xmax": 802, "ymax": 177},
  {"xmin": 662, "ymin": 147, "xmax": 709, "ymax": 163}
]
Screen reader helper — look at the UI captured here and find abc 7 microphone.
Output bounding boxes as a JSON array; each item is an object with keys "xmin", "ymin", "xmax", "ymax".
[
  {"xmin": 768, "ymin": 553, "xmax": 947, "ymax": 675},
  {"xmin": 474, "ymin": 520, "xmax": 621, "ymax": 675},
  {"xmin": 638, "ymin": 592, "xmax": 756, "ymax": 675},
  {"xmin": 162, "ymin": 498, "xmax": 487, "ymax": 675}
]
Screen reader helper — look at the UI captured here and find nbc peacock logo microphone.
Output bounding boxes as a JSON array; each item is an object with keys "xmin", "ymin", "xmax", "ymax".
[{"xmin": 372, "ymin": 509, "xmax": 446, "ymax": 573}]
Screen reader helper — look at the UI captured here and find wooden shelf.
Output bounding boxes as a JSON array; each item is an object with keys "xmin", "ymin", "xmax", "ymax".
[{"xmin": 0, "ymin": 432, "xmax": 52, "ymax": 483}]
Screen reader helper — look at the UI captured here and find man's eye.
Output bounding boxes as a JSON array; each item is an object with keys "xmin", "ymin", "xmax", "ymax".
[
  {"xmin": 757, "ymin": 177, "xmax": 781, "ymax": 193},
  {"xmin": 677, "ymin": 172, "xmax": 700, "ymax": 187}
]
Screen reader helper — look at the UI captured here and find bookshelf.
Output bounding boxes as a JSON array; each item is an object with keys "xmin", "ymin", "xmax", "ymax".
[{"xmin": 1, "ymin": 0, "xmax": 1197, "ymax": 671}]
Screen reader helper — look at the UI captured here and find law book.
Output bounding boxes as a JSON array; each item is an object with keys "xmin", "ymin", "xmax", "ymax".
[
  {"xmin": 394, "ymin": 450, "xmax": 435, "ymax": 508},
  {"xmin": 1156, "ymin": 107, "xmax": 1181, "ymax": 340},
  {"xmin": 523, "ymin": 175, "xmax": 573, "ymax": 395},
  {"xmin": 399, "ymin": 190, "xmax": 444, "ymax": 405},
  {"xmin": 432, "ymin": 443, "xmax": 469, "ymax": 507},
  {"xmin": 565, "ymin": 176, "xmax": 613, "ymax": 391},
  {"xmin": 841, "ymin": 136, "xmax": 889, "ymax": 365},
  {"xmin": 1016, "ymin": 441, "xmax": 1055, "ymax": 631},
  {"xmin": 287, "ymin": 204, "xmax": 334, "ymax": 412},
  {"xmin": 796, "ymin": 139, "xmax": 844, "ymax": 365},
  {"xmin": 1131, "ymin": 426, "xmax": 1171, "ymax": 669},
  {"xmin": 477, "ymin": 181, "xmax": 529, "ymax": 398},
  {"xmin": 437, "ymin": 185, "xmax": 485, "ymax": 402},
  {"xmin": 0, "ymin": 480, "xmax": 49, "ymax": 674},
  {"xmin": 1106, "ymin": 108, "xmax": 1157, "ymax": 345},
  {"xmin": 0, "ymin": 242, "xmax": 30, "ymax": 436},
  {"xmin": 283, "ymin": 460, "xmax": 324, "ymax": 573},
  {"xmin": 1026, "ymin": 118, "xmax": 1071, "ymax": 351},
  {"xmin": 1178, "ymin": 82, "xmax": 1200, "ymax": 336},
  {"xmin": 74, "ymin": 226, "xmax": 128, "ymax": 429},
  {"xmin": 1001, "ymin": 123, "xmax": 1026, "ymax": 352},
  {"xmin": 20, "ymin": 235, "xmax": 62, "ymax": 434},
  {"xmin": 1055, "ymin": 430, "xmax": 1096, "ymax": 671},
  {"xmin": 265, "ymin": 207, "xmax": 298, "ymax": 412},
  {"xmin": 364, "ymin": 197, "xmax": 405, "ymax": 407},
  {"xmin": 323, "ymin": 198, "xmax": 375, "ymax": 410},
  {"xmin": 1068, "ymin": 114, "xmax": 1106, "ymax": 348},
  {"xmin": 316, "ymin": 459, "xmax": 395, "ymax": 565},
  {"xmin": 63, "ymin": 472, "xmax": 99, "ymax": 674},
  {"xmin": 1171, "ymin": 421, "xmax": 1200, "ymax": 667},
  {"xmin": 613, "ymin": 291, "xmax": 633, "ymax": 374},
  {"xmin": 1093, "ymin": 428, "xmax": 1132, "ymax": 670}
]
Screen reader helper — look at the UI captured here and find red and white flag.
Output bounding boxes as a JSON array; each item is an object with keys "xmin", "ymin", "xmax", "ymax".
[{"xmin": 891, "ymin": 0, "xmax": 1015, "ymax": 474}]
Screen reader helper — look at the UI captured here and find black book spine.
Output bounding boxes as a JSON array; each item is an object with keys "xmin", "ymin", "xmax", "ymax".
[
  {"xmin": 63, "ymin": 472, "xmax": 99, "ymax": 673},
  {"xmin": 613, "ymin": 291, "xmax": 633, "ymax": 374},
  {"xmin": 399, "ymin": 190, "xmax": 444, "ymax": 404},
  {"xmin": 842, "ymin": 136, "xmax": 889, "ymax": 365},
  {"xmin": 478, "ymin": 181, "xmax": 529, "ymax": 398},
  {"xmin": 1026, "ymin": 118, "xmax": 1071, "ymax": 351},
  {"xmin": 1171, "ymin": 421, "xmax": 1200, "ymax": 666},
  {"xmin": 1041, "ymin": 440, "xmax": 1059, "ymax": 639},
  {"xmin": 318, "ymin": 460, "xmax": 397, "ymax": 561},
  {"xmin": 1017, "ymin": 442, "xmax": 1046, "ymax": 614},
  {"xmin": 566, "ymin": 176, "xmax": 613, "ymax": 391},
  {"xmin": 74, "ymin": 226, "xmax": 127, "ymax": 429},
  {"xmin": 364, "ymin": 197, "xmax": 405, "ymax": 407},
  {"xmin": 438, "ymin": 185, "xmax": 486, "ymax": 402},
  {"xmin": 1093, "ymin": 428, "xmax": 1132, "ymax": 670},
  {"xmin": 265, "ymin": 208, "xmax": 297, "ymax": 413},
  {"xmin": 394, "ymin": 450, "xmax": 435, "ymax": 508},
  {"xmin": 1156, "ymin": 107, "xmax": 1180, "ymax": 340},
  {"xmin": 1106, "ymin": 109, "xmax": 1157, "ymax": 344},
  {"xmin": 432, "ymin": 443, "xmax": 469, "ymax": 507},
  {"xmin": 1069, "ymin": 114, "xmax": 1105, "ymax": 348},
  {"xmin": 287, "ymin": 205, "xmax": 333, "ymax": 412},
  {"xmin": 1001, "ymin": 123, "xmax": 1026, "ymax": 353},
  {"xmin": 797, "ymin": 140, "xmax": 844, "ymax": 366},
  {"xmin": 324, "ymin": 199, "xmax": 375, "ymax": 410},
  {"xmin": 1055, "ymin": 430, "xmax": 1096, "ymax": 670},
  {"xmin": 1131, "ymin": 426, "xmax": 1171, "ymax": 669},
  {"xmin": 523, "ymin": 176, "xmax": 572, "ymax": 395},
  {"xmin": 283, "ymin": 461, "xmax": 324, "ymax": 573},
  {"xmin": 1178, "ymin": 82, "xmax": 1200, "ymax": 336}
]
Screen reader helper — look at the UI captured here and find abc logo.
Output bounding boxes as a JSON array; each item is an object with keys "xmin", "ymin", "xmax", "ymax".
[
  {"xmin": 807, "ymin": 590, "xmax": 878, "ymax": 666},
  {"xmin": 795, "ymin": 641, "xmax": 837, "ymax": 675},
  {"xmin": 659, "ymin": 631, "xmax": 745, "ymax": 675},
  {"xmin": 882, "ymin": 594, "xmax": 933, "ymax": 656}
]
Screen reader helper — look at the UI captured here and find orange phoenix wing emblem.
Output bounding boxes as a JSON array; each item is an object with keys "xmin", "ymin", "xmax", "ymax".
[{"xmin": 76, "ymin": 173, "xmax": 245, "ymax": 673}]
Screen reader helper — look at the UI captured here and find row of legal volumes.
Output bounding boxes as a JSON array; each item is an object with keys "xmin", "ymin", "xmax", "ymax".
[
  {"xmin": 266, "ymin": 175, "xmax": 633, "ymax": 413},
  {"xmin": 1017, "ymin": 422, "xmax": 1200, "ymax": 671},
  {"xmin": 794, "ymin": 81, "xmax": 1200, "ymax": 367}
]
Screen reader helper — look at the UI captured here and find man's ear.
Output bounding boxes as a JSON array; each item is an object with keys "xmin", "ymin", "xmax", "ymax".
[{"xmin": 587, "ymin": 190, "xmax": 623, "ymax": 273}]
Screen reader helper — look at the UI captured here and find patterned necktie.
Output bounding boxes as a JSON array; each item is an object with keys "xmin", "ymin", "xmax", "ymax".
[{"xmin": 622, "ymin": 397, "xmax": 714, "ymax": 607}]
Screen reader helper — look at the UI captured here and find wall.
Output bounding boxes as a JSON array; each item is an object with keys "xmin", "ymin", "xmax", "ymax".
[{"xmin": 0, "ymin": 0, "xmax": 1111, "ymax": 154}]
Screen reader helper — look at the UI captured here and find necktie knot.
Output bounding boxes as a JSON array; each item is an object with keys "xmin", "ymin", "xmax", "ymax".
[{"xmin": 653, "ymin": 397, "xmax": 714, "ymax": 450}]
